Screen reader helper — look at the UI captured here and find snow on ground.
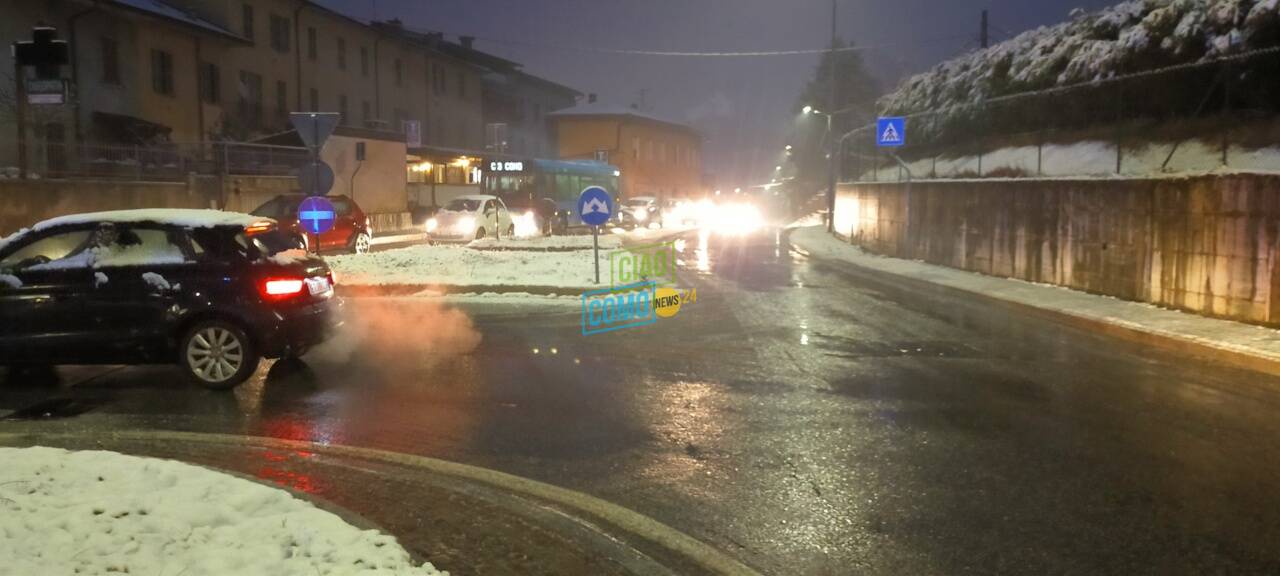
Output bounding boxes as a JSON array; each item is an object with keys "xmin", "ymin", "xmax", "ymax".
[
  {"xmin": 329, "ymin": 243, "xmax": 599, "ymax": 288},
  {"xmin": 469, "ymin": 233, "xmax": 623, "ymax": 251},
  {"xmin": 0, "ymin": 446, "xmax": 445, "ymax": 576},
  {"xmin": 859, "ymin": 140, "xmax": 1280, "ymax": 181},
  {"xmin": 789, "ymin": 225, "xmax": 1280, "ymax": 363},
  {"xmin": 0, "ymin": 274, "xmax": 21, "ymax": 288}
]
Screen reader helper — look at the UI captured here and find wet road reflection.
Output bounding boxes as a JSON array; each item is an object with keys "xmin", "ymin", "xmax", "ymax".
[{"xmin": 6, "ymin": 226, "xmax": 1280, "ymax": 574}]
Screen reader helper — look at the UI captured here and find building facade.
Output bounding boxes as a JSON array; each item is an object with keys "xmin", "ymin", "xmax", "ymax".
[
  {"xmin": 0, "ymin": 0, "xmax": 485, "ymax": 162},
  {"xmin": 549, "ymin": 102, "xmax": 703, "ymax": 201}
]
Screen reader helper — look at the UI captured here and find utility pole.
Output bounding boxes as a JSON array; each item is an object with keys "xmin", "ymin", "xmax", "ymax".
[
  {"xmin": 980, "ymin": 9, "xmax": 989, "ymax": 49},
  {"xmin": 826, "ymin": 0, "xmax": 837, "ymax": 233}
]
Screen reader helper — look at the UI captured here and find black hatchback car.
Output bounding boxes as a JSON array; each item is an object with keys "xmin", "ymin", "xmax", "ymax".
[{"xmin": 0, "ymin": 209, "xmax": 343, "ymax": 389}]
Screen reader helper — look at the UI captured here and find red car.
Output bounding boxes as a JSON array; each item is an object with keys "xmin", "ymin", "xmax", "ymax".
[{"xmin": 251, "ymin": 194, "xmax": 373, "ymax": 254}]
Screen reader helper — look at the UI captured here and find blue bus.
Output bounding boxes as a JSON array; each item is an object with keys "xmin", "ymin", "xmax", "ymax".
[{"xmin": 483, "ymin": 158, "xmax": 620, "ymax": 234}]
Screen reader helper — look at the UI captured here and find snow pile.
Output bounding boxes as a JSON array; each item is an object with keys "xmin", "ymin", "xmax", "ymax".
[
  {"xmin": 0, "ymin": 274, "xmax": 21, "ymax": 288},
  {"xmin": 469, "ymin": 233, "xmax": 623, "ymax": 251},
  {"xmin": 0, "ymin": 446, "xmax": 446, "ymax": 576},
  {"xmin": 881, "ymin": 0, "xmax": 1280, "ymax": 124},
  {"xmin": 33, "ymin": 209, "xmax": 268, "ymax": 232},
  {"xmin": 94, "ymin": 272, "xmax": 109, "ymax": 287},
  {"xmin": 327, "ymin": 244, "xmax": 600, "ymax": 288},
  {"xmin": 141, "ymin": 271, "xmax": 173, "ymax": 291}
]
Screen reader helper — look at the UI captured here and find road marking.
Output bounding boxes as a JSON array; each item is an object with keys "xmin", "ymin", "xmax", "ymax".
[{"xmin": 0, "ymin": 429, "xmax": 763, "ymax": 576}]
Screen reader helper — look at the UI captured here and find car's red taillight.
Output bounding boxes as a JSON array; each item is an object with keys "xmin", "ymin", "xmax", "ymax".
[
  {"xmin": 327, "ymin": 271, "xmax": 336, "ymax": 286},
  {"xmin": 261, "ymin": 277, "xmax": 305, "ymax": 300}
]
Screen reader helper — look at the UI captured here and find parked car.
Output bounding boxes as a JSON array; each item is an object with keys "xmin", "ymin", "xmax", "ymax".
[
  {"xmin": 0, "ymin": 209, "xmax": 343, "ymax": 390},
  {"xmin": 426, "ymin": 195, "xmax": 514, "ymax": 243},
  {"xmin": 251, "ymin": 194, "xmax": 373, "ymax": 254}
]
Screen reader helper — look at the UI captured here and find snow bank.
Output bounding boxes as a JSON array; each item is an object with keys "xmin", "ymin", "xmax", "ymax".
[
  {"xmin": 0, "ymin": 274, "xmax": 21, "ymax": 288},
  {"xmin": 0, "ymin": 446, "xmax": 446, "ymax": 576},
  {"xmin": 469, "ymin": 233, "xmax": 623, "ymax": 251},
  {"xmin": 327, "ymin": 244, "xmax": 599, "ymax": 288},
  {"xmin": 859, "ymin": 139, "xmax": 1280, "ymax": 181},
  {"xmin": 33, "ymin": 209, "xmax": 267, "ymax": 232}
]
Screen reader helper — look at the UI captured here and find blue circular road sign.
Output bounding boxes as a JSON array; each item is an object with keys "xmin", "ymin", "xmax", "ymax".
[
  {"xmin": 577, "ymin": 186, "xmax": 614, "ymax": 227},
  {"xmin": 298, "ymin": 196, "xmax": 337, "ymax": 235}
]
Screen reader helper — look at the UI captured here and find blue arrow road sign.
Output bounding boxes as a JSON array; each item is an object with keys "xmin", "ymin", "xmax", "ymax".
[
  {"xmin": 577, "ymin": 186, "xmax": 614, "ymax": 227},
  {"xmin": 298, "ymin": 196, "xmax": 337, "ymax": 235},
  {"xmin": 877, "ymin": 117, "xmax": 906, "ymax": 148}
]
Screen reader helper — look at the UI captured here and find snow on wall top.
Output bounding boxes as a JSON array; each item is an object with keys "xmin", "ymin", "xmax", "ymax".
[
  {"xmin": 33, "ymin": 209, "xmax": 269, "ymax": 232},
  {"xmin": 880, "ymin": 0, "xmax": 1279, "ymax": 116}
]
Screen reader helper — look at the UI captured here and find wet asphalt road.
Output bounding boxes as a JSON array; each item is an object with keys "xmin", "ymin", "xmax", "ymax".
[{"xmin": 5, "ymin": 227, "xmax": 1280, "ymax": 575}]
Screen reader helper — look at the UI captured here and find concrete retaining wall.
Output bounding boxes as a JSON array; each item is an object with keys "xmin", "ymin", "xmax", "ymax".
[
  {"xmin": 0, "ymin": 178, "xmax": 213, "ymax": 235},
  {"xmin": 834, "ymin": 175, "xmax": 1280, "ymax": 326}
]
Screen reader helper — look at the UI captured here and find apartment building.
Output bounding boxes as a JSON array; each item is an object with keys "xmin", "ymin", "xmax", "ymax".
[
  {"xmin": 549, "ymin": 101, "xmax": 703, "ymax": 200},
  {"xmin": 0, "ymin": 0, "xmax": 484, "ymax": 158}
]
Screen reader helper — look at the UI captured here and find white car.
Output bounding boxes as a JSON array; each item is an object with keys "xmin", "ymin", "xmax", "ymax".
[{"xmin": 426, "ymin": 195, "xmax": 515, "ymax": 243}]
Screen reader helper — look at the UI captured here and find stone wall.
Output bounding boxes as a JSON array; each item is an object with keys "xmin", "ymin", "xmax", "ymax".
[{"xmin": 833, "ymin": 175, "xmax": 1280, "ymax": 326}]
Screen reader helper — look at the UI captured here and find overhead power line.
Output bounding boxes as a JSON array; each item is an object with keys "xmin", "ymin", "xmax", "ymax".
[{"xmin": 397, "ymin": 23, "xmax": 971, "ymax": 58}]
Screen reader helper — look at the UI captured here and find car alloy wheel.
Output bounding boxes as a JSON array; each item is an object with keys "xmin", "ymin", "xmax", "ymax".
[
  {"xmin": 353, "ymin": 232, "xmax": 371, "ymax": 254},
  {"xmin": 181, "ymin": 321, "xmax": 259, "ymax": 390}
]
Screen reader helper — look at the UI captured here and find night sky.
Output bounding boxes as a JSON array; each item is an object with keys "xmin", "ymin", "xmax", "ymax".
[{"xmin": 322, "ymin": 0, "xmax": 1118, "ymax": 186}]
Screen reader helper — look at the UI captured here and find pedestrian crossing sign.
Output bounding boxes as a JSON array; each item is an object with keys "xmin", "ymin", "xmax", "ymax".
[{"xmin": 876, "ymin": 117, "xmax": 906, "ymax": 148}]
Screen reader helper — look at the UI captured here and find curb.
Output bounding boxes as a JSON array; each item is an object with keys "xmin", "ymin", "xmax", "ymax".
[
  {"xmin": 0, "ymin": 430, "xmax": 762, "ymax": 576},
  {"xmin": 788, "ymin": 232, "xmax": 1280, "ymax": 378}
]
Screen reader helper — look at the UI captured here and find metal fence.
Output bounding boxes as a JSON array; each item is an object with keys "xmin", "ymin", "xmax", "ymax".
[
  {"xmin": 0, "ymin": 141, "xmax": 311, "ymax": 182},
  {"xmin": 840, "ymin": 47, "xmax": 1280, "ymax": 183}
]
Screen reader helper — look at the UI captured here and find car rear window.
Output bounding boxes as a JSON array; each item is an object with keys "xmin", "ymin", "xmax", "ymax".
[
  {"xmin": 445, "ymin": 199, "xmax": 481, "ymax": 211},
  {"xmin": 251, "ymin": 197, "xmax": 299, "ymax": 219},
  {"xmin": 240, "ymin": 230, "xmax": 300, "ymax": 257}
]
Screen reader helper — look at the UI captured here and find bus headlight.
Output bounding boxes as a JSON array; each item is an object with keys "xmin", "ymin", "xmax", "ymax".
[{"xmin": 426, "ymin": 218, "xmax": 439, "ymax": 233}]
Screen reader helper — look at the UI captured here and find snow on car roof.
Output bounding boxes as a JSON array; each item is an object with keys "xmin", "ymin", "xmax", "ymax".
[
  {"xmin": 454, "ymin": 194, "xmax": 497, "ymax": 201},
  {"xmin": 33, "ymin": 209, "xmax": 271, "ymax": 232}
]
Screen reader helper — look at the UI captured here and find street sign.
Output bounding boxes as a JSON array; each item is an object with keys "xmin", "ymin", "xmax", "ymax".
[
  {"xmin": 402, "ymin": 119, "xmax": 421, "ymax": 148},
  {"xmin": 298, "ymin": 160, "xmax": 335, "ymax": 196},
  {"xmin": 876, "ymin": 117, "xmax": 906, "ymax": 148},
  {"xmin": 577, "ymin": 186, "xmax": 614, "ymax": 227},
  {"xmin": 290, "ymin": 112, "xmax": 340, "ymax": 151},
  {"xmin": 13, "ymin": 27, "xmax": 69, "ymax": 79},
  {"xmin": 26, "ymin": 78, "xmax": 65, "ymax": 105},
  {"xmin": 298, "ymin": 196, "xmax": 337, "ymax": 235}
]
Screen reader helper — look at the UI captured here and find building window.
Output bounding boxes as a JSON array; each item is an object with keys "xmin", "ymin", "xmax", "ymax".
[
  {"xmin": 269, "ymin": 15, "xmax": 290, "ymax": 53},
  {"xmin": 238, "ymin": 70, "xmax": 263, "ymax": 127},
  {"xmin": 632, "ymin": 137, "xmax": 639, "ymax": 161},
  {"xmin": 361, "ymin": 100, "xmax": 370, "ymax": 123},
  {"xmin": 339, "ymin": 94, "xmax": 348, "ymax": 125},
  {"xmin": 276, "ymin": 80, "xmax": 288, "ymax": 119},
  {"xmin": 199, "ymin": 62, "xmax": 219, "ymax": 103},
  {"xmin": 308, "ymin": 87, "xmax": 319, "ymax": 111},
  {"xmin": 150, "ymin": 49, "xmax": 174, "ymax": 96},
  {"xmin": 100, "ymin": 37, "xmax": 120, "ymax": 84},
  {"xmin": 486, "ymin": 123, "xmax": 507, "ymax": 152},
  {"xmin": 337, "ymin": 37, "xmax": 346, "ymax": 70},
  {"xmin": 394, "ymin": 58, "xmax": 403, "ymax": 86},
  {"xmin": 241, "ymin": 4, "xmax": 254, "ymax": 41},
  {"xmin": 360, "ymin": 46, "xmax": 369, "ymax": 77},
  {"xmin": 307, "ymin": 27, "xmax": 317, "ymax": 60}
]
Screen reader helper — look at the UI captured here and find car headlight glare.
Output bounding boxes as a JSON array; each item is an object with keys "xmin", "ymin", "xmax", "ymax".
[{"xmin": 426, "ymin": 218, "xmax": 438, "ymax": 232}]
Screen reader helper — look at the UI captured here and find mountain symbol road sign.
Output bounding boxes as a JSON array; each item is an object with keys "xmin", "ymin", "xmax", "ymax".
[
  {"xmin": 577, "ymin": 186, "xmax": 614, "ymax": 227},
  {"xmin": 876, "ymin": 117, "xmax": 906, "ymax": 148}
]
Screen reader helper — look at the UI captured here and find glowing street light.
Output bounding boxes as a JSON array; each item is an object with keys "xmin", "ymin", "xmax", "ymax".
[{"xmin": 802, "ymin": 105, "xmax": 814, "ymax": 115}]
